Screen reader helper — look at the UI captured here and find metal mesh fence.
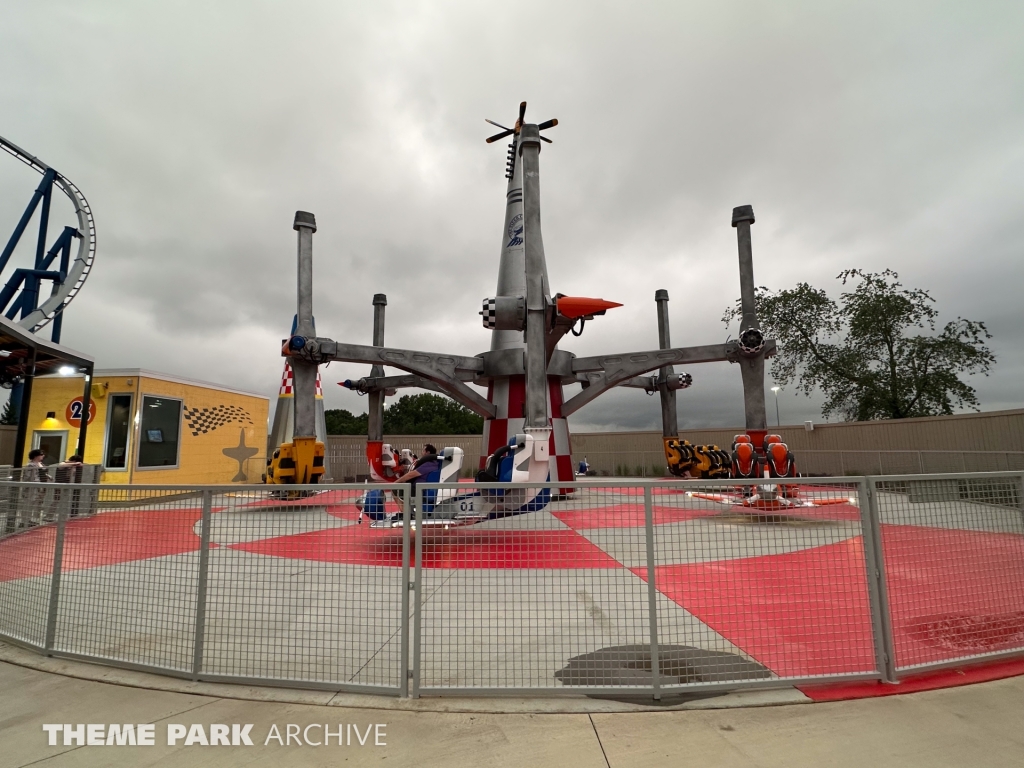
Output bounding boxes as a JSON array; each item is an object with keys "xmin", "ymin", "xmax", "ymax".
[
  {"xmin": 198, "ymin": 486, "xmax": 408, "ymax": 692},
  {"xmin": 413, "ymin": 483, "xmax": 654, "ymax": 694},
  {"xmin": 649, "ymin": 479, "xmax": 877, "ymax": 688},
  {"xmin": 412, "ymin": 477, "xmax": 882, "ymax": 695},
  {"xmin": 0, "ymin": 474, "xmax": 1021, "ymax": 697},
  {"xmin": 52, "ymin": 487, "xmax": 202, "ymax": 673},
  {"xmin": 872, "ymin": 473, "xmax": 1024, "ymax": 673},
  {"xmin": 0, "ymin": 483, "xmax": 59, "ymax": 647}
]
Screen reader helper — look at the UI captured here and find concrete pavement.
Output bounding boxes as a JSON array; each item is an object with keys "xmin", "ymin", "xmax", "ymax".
[{"xmin": 2, "ymin": 655, "xmax": 1022, "ymax": 767}]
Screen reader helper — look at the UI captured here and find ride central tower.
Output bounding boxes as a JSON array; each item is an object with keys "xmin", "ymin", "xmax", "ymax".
[{"xmin": 480, "ymin": 105, "xmax": 574, "ymax": 486}]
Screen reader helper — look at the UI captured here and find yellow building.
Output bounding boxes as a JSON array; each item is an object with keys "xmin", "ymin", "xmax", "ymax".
[{"xmin": 24, "ymin": 369, "xmax": 269, "ymax": 485}]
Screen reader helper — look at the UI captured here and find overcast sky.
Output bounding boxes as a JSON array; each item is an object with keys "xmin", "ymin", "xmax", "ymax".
[{"xmin": 1, "ymin": 1, "xmax": 1022, "ymax": 432}]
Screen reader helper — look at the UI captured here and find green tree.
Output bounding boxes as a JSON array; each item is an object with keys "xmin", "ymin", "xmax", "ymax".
[
  {"xmin": 324, "ymin": 408, "xmax": 368, "ymax": 435},
  {"xmin": 324, "ymin": 394, "xmax": 483, "ymax": 435},
  {"xmin": 724, "ymin": 269, "xmax": 995, "ymax": 421},
  {"xmin": 0, "ymin": 397, "xmax": 17, "ymax": 426},
  {"xmin": 383, "ymin": 393, "xmax": 483, "ymax": 434}
]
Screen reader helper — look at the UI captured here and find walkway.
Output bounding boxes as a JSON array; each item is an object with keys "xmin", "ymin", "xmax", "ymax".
[{"xmin": 2, "ymin": 653, "xmax": 1022, "ymax": 767}]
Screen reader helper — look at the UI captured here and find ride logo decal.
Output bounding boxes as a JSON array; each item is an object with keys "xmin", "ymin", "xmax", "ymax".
[{"xmin": 506, "ymin": 213, "xmax": 523, "ymax": 248}]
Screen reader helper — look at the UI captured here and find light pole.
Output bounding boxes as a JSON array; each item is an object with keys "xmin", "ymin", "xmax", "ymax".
[{"xmin": 771, "ymin": 386, "xmax": 781, "ymax": 427}]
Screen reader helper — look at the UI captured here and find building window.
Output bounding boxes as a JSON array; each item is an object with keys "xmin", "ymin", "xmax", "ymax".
[
  {"xmin": 138, "ymin": 396, "xmax": 182, "ymax": 468},
  {"xmin": 104, "ymin": 394, "xmax": 133, "ymax": 469}
]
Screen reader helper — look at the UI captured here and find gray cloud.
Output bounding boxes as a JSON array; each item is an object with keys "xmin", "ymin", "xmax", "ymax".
[{"xmin": 1, "ymin": 1, "xmax": 1021, "ymax": 432}]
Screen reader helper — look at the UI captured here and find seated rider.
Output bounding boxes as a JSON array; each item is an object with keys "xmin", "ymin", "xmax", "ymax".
[{"xmin": 396, "ymin": 444, "xmax": 439, "ymax": 495}]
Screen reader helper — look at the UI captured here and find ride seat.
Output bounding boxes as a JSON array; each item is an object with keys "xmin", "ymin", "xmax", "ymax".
[
  {"xmin": 765, "ymin": 441, "xmax": 795, "ymax": 479},
  {"xmin": 438, "ymin": 447, "xmax": 464, "ymax": 483},
  {"xmin": 476, "ymin": 443, "xmax": 514, "ymax": 483},
  {"xmin": 418, "ymin": 454, "xmax": 445, "ymax": 514},
  {"xmin": 732, "ymin": 434, "xmax": 752, "ymax": 451},
  {"xmin": 731, "ymin": 441, "xmax": 760, "ymax": 479}
]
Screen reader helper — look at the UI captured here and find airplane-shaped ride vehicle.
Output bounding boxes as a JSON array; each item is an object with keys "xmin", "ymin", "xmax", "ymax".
[
  {"xmin": 357, "ymin": 431, "xmax": 553, "ymax": 529},
  {"xmin": 685, "ymin": 434, "xmax": 856, "ymax": 511}
]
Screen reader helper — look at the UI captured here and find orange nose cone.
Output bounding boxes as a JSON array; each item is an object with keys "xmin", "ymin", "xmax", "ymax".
[{"xmin": 555, "ymin": 296, "xmax": 623, "ymax": 319}]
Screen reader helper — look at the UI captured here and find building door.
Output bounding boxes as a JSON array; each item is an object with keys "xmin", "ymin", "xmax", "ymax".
[
  {"xmin": 104, "ymin": 394, "xmax": 133, "ymax": 470},
  {"xmin": 32, "ymin": 431, "xmax": 67, "ymax": 466}
]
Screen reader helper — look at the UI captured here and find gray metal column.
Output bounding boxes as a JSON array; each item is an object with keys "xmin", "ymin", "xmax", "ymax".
[
  {"xmin": 399, "ymin": 483, "xmax": 411, "ymax": 697},
  {"xmin": 732, "ymin": 205, "xmax": 767, "ymax": 433},
  {"xmin": 518, "ymin": 124, "xmax": 549, "ymax": 429},
  {"xmin": 643, "ymin": 485, "xmax": 662, "ymax": 700},
  {"xmin": 191, "ymin": 489, "xmax": 213, "ymax": 679},
  {"xmin": 292, "ymin": 211, "xmax": 318, "ymax": 439},
  {"xmin": 367, "ymin": 294, "xmax": 388, "ymax": 442},
  {"xmin": 858, "ymin": 478, "xmax": 898, "ymax": 682},
  {"xmin": 411, "ymin": 484, "xmax": 424, "ymax": 698},
  {"xmin": 655, "ymin": 290, "xmax": 678, "ymax": 438},
  {"xmin": 43, "ymin": 501, "xmax": 67, "ymax": 653}
]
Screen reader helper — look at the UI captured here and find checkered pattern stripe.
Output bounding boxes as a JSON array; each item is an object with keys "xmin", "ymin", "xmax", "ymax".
[
  {"xmin": 481, "ymin": 298, "xmax": 497, "ymax": 329},
  {"xmin": 481, "ymin": 375, "xmax": 575, "ymax": 485},
  {"xmin": 279, "ymin": 361, "xmax": 324, "ymax": 397},
  {"xmin": 184, "ymin": 404, "xmax": 254, "ymax": 436}
]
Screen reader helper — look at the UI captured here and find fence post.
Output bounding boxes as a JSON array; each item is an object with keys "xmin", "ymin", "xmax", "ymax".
[
  {"xmin": 1019, "ymin": 472, "xmax": 1024, "ymax": 528},
  {"xmin": 857, "ymin": 477, "xmax": 897, "ymax": 682},
  {"xmin": 191, "ymin": 489, "xmax": 213, "ymax": 680},
  {"xmin": 411, "ymin": 484, "xmax": 423, "ymax": 698},
  {"xmin": 643, "ymin": 485, "xmax": 661, "ymax": 700},
  {"xmin": 43, "ymin": 500, "xmax": 68, "ymax": 654},
  {"xmin": 399, "ymin": 484, "xmax": 412, "ymax": 698}
]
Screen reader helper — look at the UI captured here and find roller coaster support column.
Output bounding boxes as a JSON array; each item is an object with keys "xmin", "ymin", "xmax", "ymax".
[
  {"xmin": 291, "ymin": 211, "xmax": 319, "ymax": 480},
  {"xmin": 732, "ymin": 205, "xmax": 768, "ymax": 446},
  {"xmin": 655, "ymin": 289, "xmax": 679, "ymax": 438},
  {"xmin": 518, "ymin": 124, "xmax": 549, "ymax": 430},
  {"xmin": 367, "ymin": 293, "xmax": 387, "ymax": 443}
]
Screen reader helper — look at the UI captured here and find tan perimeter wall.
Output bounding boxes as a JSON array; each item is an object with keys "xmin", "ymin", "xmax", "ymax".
[{"xmin": 326, "ymin": 409, "xmax": 1024, "ymax": 479}]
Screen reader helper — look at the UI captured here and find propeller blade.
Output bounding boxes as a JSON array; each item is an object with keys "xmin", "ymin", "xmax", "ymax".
[
  {"xmin": 540, "ymin": 135, "xmax": 552, "ymax": 143},
  {"xmin": 518, "ymin": 101, "xmax": 527, "ymax": 125},
  {"xmin": 485, "ymin": 118, "xmax": 511, "ymax": 131},
  {"xmin": 538, "ymin": 119, "xmax": 558, "ymax": 131},
  {"xmin": 486, "ymin": 129, "xmax": 514, "ymax": 144}
]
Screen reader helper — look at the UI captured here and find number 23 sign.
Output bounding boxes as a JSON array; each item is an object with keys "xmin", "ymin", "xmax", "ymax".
[{"xmin": 66, "ymin": 397, "xmax": 96, "ymax": 427}]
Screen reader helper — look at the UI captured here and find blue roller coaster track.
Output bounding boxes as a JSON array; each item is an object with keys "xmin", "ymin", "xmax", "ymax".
[{"xmin": 0, "ymin": 134, "xmax": 96, "ymax": 343}]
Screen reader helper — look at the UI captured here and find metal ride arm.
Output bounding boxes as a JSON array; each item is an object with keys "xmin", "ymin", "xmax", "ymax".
[
  {"xmin": 562, "ymin": 340, "xmax": 776, "ymax": 416},
  {"xmin": 292, "ymin": 337, "xmax": 496, "ymax": 418}
]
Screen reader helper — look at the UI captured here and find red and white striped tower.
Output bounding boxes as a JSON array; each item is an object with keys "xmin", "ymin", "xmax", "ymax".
[{"xmin": 268, "ymin": 360, "xmax": 327, "ymax": 453}]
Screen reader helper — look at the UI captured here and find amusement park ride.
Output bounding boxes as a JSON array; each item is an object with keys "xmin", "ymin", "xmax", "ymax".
[
  {"xmin": 0, "ymin": 135, "xmax": 96, "ymax": 345},
  {"xmin": 268, "ymin": 102, "xmax": 809, "ymax": 523},
  {"xmin": 0, "ymin": 134, "xmax": 97, "ymax": 437}
]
